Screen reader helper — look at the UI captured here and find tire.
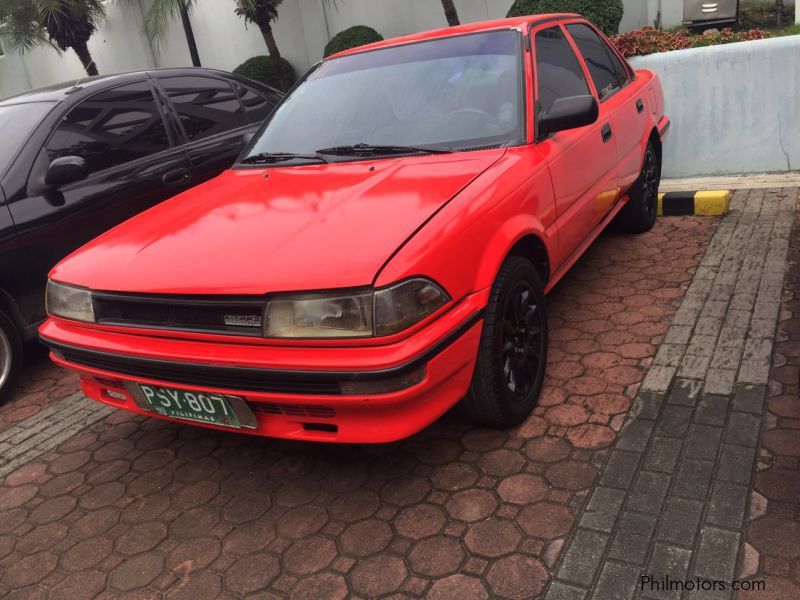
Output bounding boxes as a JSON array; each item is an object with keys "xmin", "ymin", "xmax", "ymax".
[
  {"xmin": 613, "ymin": 141, "xmax": 661, "ymax": 234},
  {"xmin": 0, "ymin": 310, "xmax": 22, "ymax": 405},
  {"xmin": 459, "ymin": 256, "xmax": 548, "ymax": 428}
]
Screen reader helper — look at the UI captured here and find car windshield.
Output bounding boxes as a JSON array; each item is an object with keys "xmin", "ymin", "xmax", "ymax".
[
  {"xmin": 0, "ymin": 102, "xmax": 56, "ymax": 176},
  {"xmin": 244, "ymin": 29, "xmax": 523, "ymax": 161}
]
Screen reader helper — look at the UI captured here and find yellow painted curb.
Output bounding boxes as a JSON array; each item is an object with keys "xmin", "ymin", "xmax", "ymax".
[
  {"xmin": 657, "ymin": 190, "xmax": 731, "ymax": 217},
  {"xmin": 694, "ymin": 190, "xmax": 731, "ymax": 216}
]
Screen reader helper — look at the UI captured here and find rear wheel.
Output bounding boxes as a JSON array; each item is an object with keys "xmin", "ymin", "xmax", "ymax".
[
  {"xmin": 460, "ymin": 256, "xmax": 548, "ymax": 428},
  {"xmin": 613, "ymin": 141, "xmax": 660, "ymax": 234},
  {"xmin": 0, "ymin": 310, "xmax": 22, "ymax": 405}
]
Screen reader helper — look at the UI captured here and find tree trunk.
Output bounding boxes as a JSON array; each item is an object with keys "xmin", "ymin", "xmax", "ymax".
[
  {"xmin": 260, "ymin": 24, "xmax": 289, "ymax": 91},
  {"xmin": 179, "ymin": 1, "xmax": 201, "ymax": 67},
  {"xmin": 72, "ymin": 41, "xmax": 98, "ymax": 76},
  {"xmin": 440, "ymin": 0, "xmax": 460, "ymax": 27}
]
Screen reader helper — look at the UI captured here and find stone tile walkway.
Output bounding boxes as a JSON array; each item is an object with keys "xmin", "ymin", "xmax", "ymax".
[
  {"xmin": 0, "ymin": 216, "xmax": 715, "ymax": 599},
  {"xmin": 740, "ymin": 194, "xmax": 800, "ymax": 600},
  {"xmin": 546, "ymin": 188, "xmax": 798, "ymax": 600}
]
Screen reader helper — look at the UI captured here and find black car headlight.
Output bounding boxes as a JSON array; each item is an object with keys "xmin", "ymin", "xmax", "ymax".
[
  {"xmin": 264, "ymin": 278, "xmax": 449, "ymax": 339},
  {"xmin": 46, "ymin": 280, "xmax": 95, "ymax": 323}
]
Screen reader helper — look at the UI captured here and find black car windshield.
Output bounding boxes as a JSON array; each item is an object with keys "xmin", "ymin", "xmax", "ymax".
[
  {"xmin": 0, "ymin": 102, "xmax": 56, "ymax": 175},
  {"xmin": 243, "ymin": 30, "xmax": 523, "ymax": 161}
]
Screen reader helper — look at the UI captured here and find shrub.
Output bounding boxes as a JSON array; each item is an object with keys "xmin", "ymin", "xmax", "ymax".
[
  {"xmin": 611, "ymin": 26, "xmax": 771, "ymax": 58},
  {"xmin": 233, "ymin": 56, "xmax": 297, "ymax": 90},
  {"xmin": 324, "ymin": 25, "xmax": 383, "ymax": 57},
  {"xmin": 507, "ymin": 0, "xmax": 624, "ymax": 36}
]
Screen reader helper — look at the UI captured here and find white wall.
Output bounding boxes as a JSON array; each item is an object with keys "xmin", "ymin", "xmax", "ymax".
[{"xmin": 630, "ymin": 35, "xmax": 800, "ymax": 177}]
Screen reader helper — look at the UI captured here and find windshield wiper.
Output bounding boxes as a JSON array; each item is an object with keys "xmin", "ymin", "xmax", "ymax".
[
  {"xmin": 240, "ymin": 152, "xmax": 329, "ymax": 165},
  {"xmin": 315, "ymin": 143, "xmax": 453, "ymax": 157}
]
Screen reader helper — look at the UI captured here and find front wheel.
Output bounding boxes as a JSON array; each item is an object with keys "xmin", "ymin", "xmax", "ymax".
[
  {"xmin": 459, "ymin": 256, "xmax": 548, "ymax": 428},
  {"xmin": 613, "ymin": 141, "xmax": 660, "ymax": 234},
  {"xmin": 0, "ymin": 310, "xmax": 22, "ymax": 405}
]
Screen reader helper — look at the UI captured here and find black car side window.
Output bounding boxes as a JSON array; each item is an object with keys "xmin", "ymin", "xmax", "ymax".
[
  {"xmin": 234, "ymin": 83, "xmax": 280, "ymax": 125},
  {"xmin": 566, "ymin": 23, "xmax": 629, "ymax": 101},
  {"xmin": 46, "ymin": 82, "xmax": 170, "ymax": 176},
  {"xmin": 534, "ymin": 26, "xmax": 591, "ymax": 116},
  {"xmin": 159, "ymin": 76, "xmax": 249, "ymax": 142}
]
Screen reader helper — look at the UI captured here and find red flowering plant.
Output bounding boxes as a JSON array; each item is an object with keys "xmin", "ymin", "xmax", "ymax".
[{"xmin": 611, "ymin": 26, "xmax": 771, "ymax": 58}]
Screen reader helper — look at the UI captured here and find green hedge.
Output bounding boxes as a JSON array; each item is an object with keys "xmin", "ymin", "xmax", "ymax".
[
  {"xmin": 507, "ymin": 0, "xmax": 624, "ymax": 36},
  {"xmin": 324, "ymin": 25, "xmax": 383, "ymax": 57},
  {"xmin": 233, "ymin": 56, "xmax": 296, "ymax": 91}
]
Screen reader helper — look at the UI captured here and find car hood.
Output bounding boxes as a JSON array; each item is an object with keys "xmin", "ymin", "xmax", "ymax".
[{"xmin": 51, "ymin": 150, "xmax": 505, "ymax": 295}]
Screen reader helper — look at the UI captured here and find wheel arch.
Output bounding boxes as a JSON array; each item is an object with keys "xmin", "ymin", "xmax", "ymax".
[{"xmin": 475, "ymin": 216, "xmax": 552, "ymax": 294}]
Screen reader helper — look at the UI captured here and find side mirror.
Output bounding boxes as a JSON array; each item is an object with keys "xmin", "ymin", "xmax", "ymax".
[
  {"xmin": 539, "ymin": 95, "xmax": 599, "ymax": 138},
  {"xmin": 45, "ymin": 156, "xmax": 88, "ymax": 187}
]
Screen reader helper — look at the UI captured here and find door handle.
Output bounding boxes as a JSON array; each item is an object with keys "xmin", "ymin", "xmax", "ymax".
[
  {"xmin": 601, "ymin": 124, "xmax": 613, "ymax": 143},
  {"xmin": 636, "ymin": 99, "xmax": 645, "ymax": 113},
  {"xmin": 162, "ymin": 168, "xmax": 190, "ymax": 186}
]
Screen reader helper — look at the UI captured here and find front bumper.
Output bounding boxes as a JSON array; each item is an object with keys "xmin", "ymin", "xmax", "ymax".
[{"xmin": 39, "ymin": 292, "xmax": 486, "ymax": 444}]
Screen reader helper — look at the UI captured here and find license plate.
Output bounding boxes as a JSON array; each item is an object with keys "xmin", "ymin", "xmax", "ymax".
[{"xmin": 136, "ymin": 384, "xmax": 243, "ymax": 429}]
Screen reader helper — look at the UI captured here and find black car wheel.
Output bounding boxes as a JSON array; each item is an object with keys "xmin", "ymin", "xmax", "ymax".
[
  {"xmin": 613, "ymin": 141, "xmax": 661, "ymax": 234},
  {"xmin": 460, "ymin": 256, "xmax": 548, "ymax": 427},
  {"xmin": 0, "ymin": 310, "xmax": 22, "ymax": 405}
]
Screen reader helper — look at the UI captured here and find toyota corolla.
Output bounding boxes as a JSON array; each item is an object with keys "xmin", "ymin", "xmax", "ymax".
[{"xmin": 40, "ymin": 14, "xmax": 669, "ymax": 443}]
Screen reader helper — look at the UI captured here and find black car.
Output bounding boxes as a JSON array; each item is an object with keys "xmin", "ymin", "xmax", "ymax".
[{"xmin": 0, "ymin": 68, "xmax": 282, "ymax": 401}]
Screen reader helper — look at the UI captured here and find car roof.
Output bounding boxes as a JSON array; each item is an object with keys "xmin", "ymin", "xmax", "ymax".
[
  {"xmin": 0, "ymin": 67, "xmax": 245, "ymax": 107},
  {"xmin": 328, "ymin": 13, "xmax": 582, "ymax": 59}
]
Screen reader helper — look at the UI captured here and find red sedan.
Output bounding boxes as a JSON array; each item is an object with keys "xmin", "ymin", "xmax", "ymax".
[{"xmin": 40, "ymin": 14, "xmax": 668, "ymax": 443}]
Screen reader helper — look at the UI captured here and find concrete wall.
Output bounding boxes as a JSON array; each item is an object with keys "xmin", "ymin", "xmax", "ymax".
[
  {"xmin": 630, "ymin": 35, "xmax": 800, "ymax": 177},
  {"xmin": 1, "ymin": 0, "xmax": 658, "ymax": 97}
]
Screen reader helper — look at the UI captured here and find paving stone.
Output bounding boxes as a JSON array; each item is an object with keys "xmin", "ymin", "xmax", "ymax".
[
  {"xmin": 617, "ymin": 512, "xmax": 656, "ymax": 538},
  {"xmin": 684, "ymin": 425, "xmax": 722, "ymax": 461},
  {"xmin": 654, "ymin": 406, "xmax": 692, "ymax": 438},
  {"xmin": 657, "ymin": 497, "xmax": 703, "ymax": 547},
  {"xmin": 732, "ymin": 384, "xmax": 766, "ymax": 414},
  {"xmin": 717, "ymin": 444, "xmax": 757, "ymax": 484},
  {"xmin": 616, "ymin": 420, "xmax": 654, "ymax": 453},
  {"xmin": 642, "ymin": 543, "xmax": 692, "ymax": 600},
  {"xmin": 725, "ymin": 412, "xmax": 762, "ymax": 448},
  {"xmin": 642, "ymin": 438, "xmax": 682, "ymax": 474},
  {"xmin": 703, "ymin": 368, "xmax": 737, "ymax": 396},
  {"xmin": 598, "ymin": 451, "xmax": 640, "ymax": 490},
  {"xmin": 626, "ymin": 471, "xmax": 670, "ymax": 514},
  {"xmin": 706, "ymin": 481, "xmax": 748, "ymax": 530},
  {"xmin": 590, "ymin": 561, "xmax": 640, "ymax": 600},
  {"xmin": 672, "ymin": 459, "xmax": 714, "ymax": 500},
  {"xmin": 667, "ymin": 379, "xmax": 702, "ymax": 407},
  {"xmin": 545, "ymin": 581, "xmax": 587, "ymax": 600},
  {"xmin": 557, "ymin": 529, "xmax": 609, "ymax": 586},
  {"xmin": 694, "ymin": 395, "xmax": 730, "ymax": 426},
  {"xmin": 630, "ymin": 392, "xmax": 664, "ymax": 421},
  {"xmin": 608, "ymin": 530, "xmax": 650, "ymax": 565},
  {"xmin": 579, "ymin": 487, "xmax": 625, "ymax": 533},
  {"xmin": 692, "ymin": 527, "xmax": 740, "ymax": 581}
]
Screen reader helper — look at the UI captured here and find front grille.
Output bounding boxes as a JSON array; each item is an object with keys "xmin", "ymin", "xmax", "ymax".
[
  {"xmin": 58, "ymin": 346, "xmax": 342, "ymax": 395},
  {"xmin": 92, "ymin": 291, "xmax": 266, "ymax": 337},
  {"xmin": 248, "ymin": 402, "xmax": 336, "ymax": 419}
]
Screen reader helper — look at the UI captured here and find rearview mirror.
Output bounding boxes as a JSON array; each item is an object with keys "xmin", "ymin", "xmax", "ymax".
[
  {"xmin": 45, "ymin": 156, "xmax": 88, "ymax": 187},
  {"xmin": 539, "ymin": 95, "xmax": 599, "ymax": 138}
]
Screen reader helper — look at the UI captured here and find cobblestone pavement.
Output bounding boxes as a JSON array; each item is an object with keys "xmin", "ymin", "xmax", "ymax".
[
  {"xmin": 0, "ymin": 347, "xmax": 80, "ymax": 432},
  {"xmin": 0, "ymin": 216, "xmax": 715, "ymax": 599},
  {"xmin": 546, "ymin": 188, "xmax": 799, "ymax": 600},
  {"xmin": 739, "ymin": 194, "xmax": 800, "ymax": 600}
]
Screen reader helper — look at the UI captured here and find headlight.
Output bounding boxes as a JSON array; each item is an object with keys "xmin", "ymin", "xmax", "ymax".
[
  {"xmin": 46, "ymin": 280, "xmax": 95, "ymax": 323},
  {"xmin": 264, "ymin": 278, "xmax": 449, "ymax": 339}
]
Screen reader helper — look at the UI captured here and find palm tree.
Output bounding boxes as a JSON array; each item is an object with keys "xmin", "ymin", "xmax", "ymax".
[
  {"xmin": 0, "ymin": 0, "xmax": 105, "ymax": 76},
  {"xmin": 234, "ymin": 0, "xmax": 284, "ymax": 61},
  {"xmin": 440, "ymin": 0, "xmax": 460, "ymax": 26},
  {"xmin": 124, "ymin": 0, "xmax": 201, "ymax": 67}
]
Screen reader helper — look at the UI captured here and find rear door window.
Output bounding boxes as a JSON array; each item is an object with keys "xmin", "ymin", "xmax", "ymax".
[
  {"xmin": 534, "ymin": 26, "xmax": 592, "ymax": 116},
  {"xmin": 45, "ymin": 81, "xmax": 170, "ymax": 176},
  {"xmin": 159, "ymin": 76, "xmax": 249, "ymax": 142},
  {"xmin": 566, "ymin": 23, "xmax": 630, "ymax": 101}
]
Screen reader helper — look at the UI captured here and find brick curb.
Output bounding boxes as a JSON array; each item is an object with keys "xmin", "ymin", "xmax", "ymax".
[{"xmin": 658, "ymin": 191, "xmax": 731, "ymax": 217}]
